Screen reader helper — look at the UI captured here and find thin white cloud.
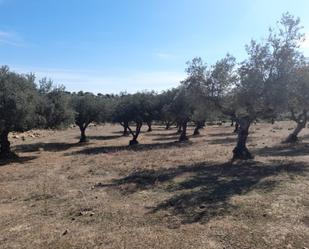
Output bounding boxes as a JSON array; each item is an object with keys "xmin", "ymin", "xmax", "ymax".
[
  {"xmin": 8, "ymin": 66, "xmax": 185, "ymax": 94},
  {"xmin": 0, "ymin": 30, "xmax": 24, "ymax": 46}
]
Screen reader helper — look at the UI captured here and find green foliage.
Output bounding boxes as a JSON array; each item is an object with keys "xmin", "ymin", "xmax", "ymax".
[
  {"xmin": 288, "ymin": 65, "xmax": 309, "ymax": 111},
  {"xmin": 0, "ymin": 66, "xmax": 39, "ymax": 133},
  {"xmin": 113, "ymin": 91, "xmax": 158, "ymax": 125},
  {"xmin": 71, "ymin": 92, "xmax": 106, "ymax": 128},
  {"xmin": 37, "ymin": 78, "xmax": 74, "ymax": 129},
  {"xmin": 157, "ymin": 89, "xmax": 178, "ymax": 125},
  {"xmin": 219, "ymin": 12, "xmax": 305, "ymax": 121}
]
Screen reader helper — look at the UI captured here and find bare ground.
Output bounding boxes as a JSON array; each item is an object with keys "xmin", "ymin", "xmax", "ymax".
[{"xmin": 0, "ymin": 121, "xmax": 308, "ymax": 249}]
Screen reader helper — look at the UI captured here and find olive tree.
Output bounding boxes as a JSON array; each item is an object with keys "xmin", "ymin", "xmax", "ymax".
[
  {"xmin": 37, "ymin": 78, "xmax": 74, "ymax": 129},
  {"xmin": 284, "ymin": 65, "xmax": 309, "ymax": 142},
  {"xmin": 71, "ymin": 92, "xmax": 106, "ymax": 143},
  {"xmin": 157, "ymin": 89, "xmax": 178, "ymax": 130},
  {"xmin": 218, "ymin": 13, "xmax": 305, "ymax": 160},
  {"xmin": 0, "ymin": 66, "xmax": 39, "ymax": 158},
  {"xmin": 112, "ymin": 93, "xmax": 142, "ymax": 145},
  {"xmin": 139, "ymin": 91, "xmax": 159, "ymax": 132},
  {"xmin": 173, "ymin": 57, "xmax": 208, "ymax": 141}
]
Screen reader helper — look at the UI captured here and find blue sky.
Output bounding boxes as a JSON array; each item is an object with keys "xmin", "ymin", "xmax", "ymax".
[{"xmin": 0, "ymin": 0, "xmax": 309, "ymax": 93}]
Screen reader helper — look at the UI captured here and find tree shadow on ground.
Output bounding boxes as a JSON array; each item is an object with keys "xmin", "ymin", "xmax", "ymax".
[
  {"xmin": 152, "ymin": 136, "xmax": 180, "ymax": 142},
  {"xmin": 83, "ymin": 135, "xmax": 122, "ymax": 141},
  {"xmin": 14, "ymin": 142, "xmax": 83, "ymax": 153},
  {"xmin": 0, "ymin": 156, "xmax": 37, "ymax": 166},
  {"xmin": 208, "ymin": 137, "xmax": 237, "ymax": 145},
  {"xmin": 151, "ymin": 133, "xmax": 205, "ymax": 142},
  {"xmin": 144, "ymin": 132, "xmax": 179, "ymax": 137},
  {"xmin": 69, "ymin": 141, "xmax": 192, "ymax": 155},
  {"xmin": 208, "ymin": 132, "xmax": 235, "ymax": 137},
  {"xmin": 98, "ymin": 160, "xmax": 308, "ymax": 225},
  {"xmin": 255, "ymin": 143, "xmax": 309, "ymax": 157}
]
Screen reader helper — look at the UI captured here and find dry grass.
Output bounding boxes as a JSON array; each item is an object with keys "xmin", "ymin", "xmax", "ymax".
[{"xmin": 0, "ymin": 121, "xmax": 308, "ymax": 249}]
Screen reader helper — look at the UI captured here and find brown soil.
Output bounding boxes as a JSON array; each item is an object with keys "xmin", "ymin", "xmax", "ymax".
[{"xmin": 0, "ymin": 121, "xmax": 308, "ymax": 249}]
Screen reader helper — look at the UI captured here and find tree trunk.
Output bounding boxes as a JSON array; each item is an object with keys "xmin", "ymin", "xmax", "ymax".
[
  {"xmin": 193, "ymin": 126, "xmax": 200, "ymax": 136},
  {"xmin": 165, "ymin": 122, "xmax": 171, "ymax": 130},
  {"xmin": 0, "ymin": 130, "xmax": 13, "ymax": 158},
  {"xmin": 231, "ymin": 119, "xmax": 234, "ymax": 127},
  {"xmin": 284, "ymin": 110, "xmax": 307, "ymax": 143},
  {"xmin": 129, "ymin": 136, "xmax": 139, "ymax": 146},
  {"xmin": 193, "ymin": 121, "xmax": 203, "ymax": 136},
  {"xmin": 179, "ymin": 121, "xmax": 188, "ymax": 142},
  {"xmin": 233, "ymin": 122, "xmax": 239, "ymax": 133},
  {"xmin": 79, "ymin": 126, "xmax": 87, "ymax": 143},
  {"xmin": 177, "ymin": 123, "xmax": 182, "ymax": 134},
  {"xmin": 146, "ymin": 121, "xmax": 152, "ymax": 132},
  {"xmin": 129, "ymin": 122, "xmax": 142, "ymax": 146},
  {"xmin": 232, "ymin": 118, "xmax": 253, "ymax": 160},
  {"xmin": 122, "ymin": 122, "xmax": 129, "ymax": 136}
]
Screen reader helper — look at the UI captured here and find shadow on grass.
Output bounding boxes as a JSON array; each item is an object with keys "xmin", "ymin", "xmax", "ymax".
[
  {"xmin": 98, "ymin": 160, "xmax": 308, "ymax": 224},
  {"xmin": 68, "ymin": 141, "xmax": 192, "ymax": 155},
  {"xmin": 255, "ymin": 143, "xmax": 309, "ymax": 157},
  {"xmin": 14, "ymin": 142, "xmax": 83, "ymax": 153},
  {"xmin": 0, "ymin": 155, "xmax": 37, "ymax": 166}
]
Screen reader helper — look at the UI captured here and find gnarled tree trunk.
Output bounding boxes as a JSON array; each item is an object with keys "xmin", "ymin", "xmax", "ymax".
[
  {"xmin": 79, "ymin": 126, "xmax": 87, "ymax": 143},
  {"xmin": 179, "ymin": 121, "xmax": 188, "ymax": 142},
  {"xmin": 128, "ymin": 122, "xmax": 142, "ymax": 146},
  {"xmin": 232, "ymin": 117, "xmax": 253, "ymax": 160},
  {"xmin": 193, "ymin": 121, "xmax": 204, "ymax": 136},
  {"xmin": 284, "ymin": 110, "xmax": 307, "ymax": 143},
  {"xmin": 233, "ymin": 122, "xmax": 239, "ymax": 133},
  {"xmin": 193, "ymin": 125, "xmax": 200, "ymax": 136},
  {"xmin": 176, "ymin": 122, "xmax": 182, "ymax": 134},
  {"xmin": 146, "ymin": 121, "xmax": 152, "ymax": 132},
  {"xmin": 78, "ymin": 121, "xmax": 91, "ymax": 143},
  {"xmin": 121, "ymin": 122, "xmax": 129, "ymax": 136},
  {"xmin": 165, "ymin": 121, "xmax": 173, "ymax": 130},
  {"xmin": 0, "ymin": 130, "xmax": 13, "ymax": 158}
]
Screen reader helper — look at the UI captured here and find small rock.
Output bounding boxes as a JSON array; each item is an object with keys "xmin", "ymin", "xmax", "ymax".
[{"xmin": 62, "ymin": 229, "xmax": 68, "ymax": 236}]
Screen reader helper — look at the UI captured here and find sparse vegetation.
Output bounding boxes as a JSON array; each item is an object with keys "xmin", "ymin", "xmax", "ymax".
[{"xmin": 0, "ymin": 12, "xmax": 309, "ymax": 249}]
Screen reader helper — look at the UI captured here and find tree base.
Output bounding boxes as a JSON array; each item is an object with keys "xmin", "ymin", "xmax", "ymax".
[
  {"xmin": 129, "ymin": 140, "xmax": 139, "ymax": 146},
  {"xmin": 232, "ymin": 146, "xmax": 254, "ymax": 161},
  {"xmin": 193, "ymin": 130, "xmax": 200, "ymax": 136},
  {"xmin": 0, "ymin": 151, "xmax": 18, "ymax": 160},
  {"xmin": 179, "ymin": 136, "xmax": 189, "ymax": 142},
  {"xmin": 283, "ymin": 134, "xmax": 298, "ymax": 143},
  {"xmin": 79, "ymin": 138, "xmax": 89, "ymax": 143}
]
